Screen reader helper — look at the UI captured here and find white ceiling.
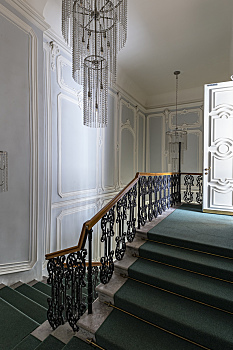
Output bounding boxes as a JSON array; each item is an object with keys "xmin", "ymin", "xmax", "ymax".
[{"xmin": 27, "ymin": 0, "xmax": 233, "ymax": 107}]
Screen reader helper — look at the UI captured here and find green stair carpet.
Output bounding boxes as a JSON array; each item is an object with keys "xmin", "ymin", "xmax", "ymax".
[
  {"xmin": 0, "ymin": 298, "xmax": 39, "ymax": 350},
  {"xmin": 0, "ymin": 286, "xmax": 47, "ymax": 324},
  {"xmin": 0, "ymin": 279, "xmax": 97, "ymax": 349},
  {"xmin": 12, "ymin": 335, "xmax": 41, "ymax": 350},
  {"xmin": 34, "ymin": 335, "xmax": 64, "ymax": 350},
  {"xmin": 32, "ymin": 282, "xmax": 51, "ymax": 296},
  {"xmin": 95, "ymin": 204, "xmax": 233, "ymax": 350},
  {"xmin": 2, "ymin": 205, "xmax": 233, "ymax": 350},
  {"xmin": 16, "ymin": 284, "xmax": 49, "ymax": 309},
  {"xmin": 63, "ymin": 336, "xmax": 95, "ymax": 349}
]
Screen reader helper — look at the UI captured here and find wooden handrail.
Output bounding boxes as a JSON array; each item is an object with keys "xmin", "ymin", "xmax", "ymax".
[{"xmin": 45, "ymin": 171, "xmax": 178, "ymax": 260}]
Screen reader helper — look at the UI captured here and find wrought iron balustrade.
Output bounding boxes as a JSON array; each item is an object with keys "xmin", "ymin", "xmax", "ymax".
[
  {"xmin": 45, "ymin": 171, "xmax": 192, "ymax": 332},
  {"xmin": 180, "ymin": 173, "xmax": 203, "ymax": 204}
]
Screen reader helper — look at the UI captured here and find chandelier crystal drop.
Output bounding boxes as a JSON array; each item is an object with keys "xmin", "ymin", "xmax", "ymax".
[
  {"xmin": 62, "ymin": 0, "xmax": 127, "ymax": 127},
  {"xmin": 165, "ymin": 71, "xmax": 187, "ymax": 172}
]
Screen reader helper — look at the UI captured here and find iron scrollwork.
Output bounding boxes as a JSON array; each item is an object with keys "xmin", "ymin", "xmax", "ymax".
[
  {"xmin": 157, "ymin": 176, "xmax": 163, "ymax": 215},
  {"xmin": 147, "ymin": 176, "xmax": 154, "ymax": 222},
  {"xmin": 47, "ymin": 249, "xmax": 88, "ymax": 332},
  {"xmin": 127, "ymin": 184, "xmax": 137, "ymax": 242},
  {"xmin": 100, "ymin": 207, "xmax": 115, "ymax": 284},
  {"xmin": 65, "ymin": 249, "xmax": 87, "ymax": 331},
  {"xmin": 47, "ymin": 255, "xmax": 66, "ymax": 330},
  {"xmin": 196, "ymin": 175, "xmax": 203, "ymax": 204},
  {"xmin": 138, "ymin": 176, "xmax": 148, "ymax": 227},
  {"xmin": 115, "ymin": 195, "xmax": 127, "ymax": 260},
  {"xmin": 183, "ymin": 175, "xmax": 194, "ymax": 203},
  {"xmin": 171, "ymin": 174, "xmax": 180, "ymax": 204}
]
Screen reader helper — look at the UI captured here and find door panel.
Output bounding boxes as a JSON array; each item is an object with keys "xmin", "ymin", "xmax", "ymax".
[{"xmin": 203, "ymin": 81, "xmax": 233, "ymax": 213}]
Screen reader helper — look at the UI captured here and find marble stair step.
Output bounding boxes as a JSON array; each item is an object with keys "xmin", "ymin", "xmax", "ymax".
[
  {"xmin": 114, "ymin": 254, "xmax": 137, "ymax": 276},
  {"xmin": 96, "ymin": 273, "xmax": 127, "ymax": 304},
  {"xmin": 77, "ymin": 299, "xmax": 112, "ymax": 343}
]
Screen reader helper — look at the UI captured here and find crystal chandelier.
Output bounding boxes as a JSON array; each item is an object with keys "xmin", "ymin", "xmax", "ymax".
[
  {"xmin": 166, "ymin": 71, "xmax": 187, "ymax": 172},
  {"xmin": 62, "ymin": 0, "xmax": 127, "ymax": 127}
]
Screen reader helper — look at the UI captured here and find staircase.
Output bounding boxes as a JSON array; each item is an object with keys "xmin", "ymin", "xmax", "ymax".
[
  {"xmin": 1, "ymin": 205, "xmax": 233, "ymax": 350},
  {"xmin": 78, "ymin": 206, "xmax": 233, "ymax": 350},
  {"xmin": 0, "ymin": 279, "xmax": 94, "ymax": 349}
]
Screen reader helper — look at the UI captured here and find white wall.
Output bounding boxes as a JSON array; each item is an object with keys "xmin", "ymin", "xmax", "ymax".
[
  {"xmin": 0, "ymin": 0, "xmax": 204, "ymax": 285},
  {"xmin": 0, "ymin": 1, "xmax": 45, "ymax": 284},
  {"xmin": 42, "ymin": 37, "xmax": 146, "ymax": 267},
  {"xmin": 146, "ymin": 103, "xmax": 203, "ymax": 173}
]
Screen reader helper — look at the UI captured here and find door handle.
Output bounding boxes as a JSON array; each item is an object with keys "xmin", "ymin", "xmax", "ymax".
[{"xmin": 204, "ymin": 167, "xmax": 211, "ymax": 175}]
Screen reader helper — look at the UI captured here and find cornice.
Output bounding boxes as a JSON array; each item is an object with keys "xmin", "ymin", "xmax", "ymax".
[{"xmin": 5, "ymin": 0, "xmax": 50, "ymax": 31}]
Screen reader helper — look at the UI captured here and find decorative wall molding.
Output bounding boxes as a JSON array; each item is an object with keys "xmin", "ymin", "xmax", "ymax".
[
  {"xmin": 56, "ymin": 204, "xmax": 97, "ymax": 251},
  {"xmin": 49, "ymin": 41, "xmax": 59, "ymax": 71},
  {"xmin": 44, "ymin": 29, "xmax": 71, "ymax": 56},
  {"xmin": 5, "ymin": 0, "xmax": 50, "ymax": 31},
  {"xmin": 57, "ymin": 93, "xmax": 98, "ymax": 198},
  {"xmin": 0, "ymin": 4, "xmax": 38, "ymax": 275},
  {"xmin": 51, "ymin": 189, "xmax": 120, "ymax": 209},
  {"xmin": 169, "ymin": 107, "xmax": 203, "ymax": 129},
  {"xmin": 101, "ymin": 90, "xmax": 119, "ymax": 193},
  {"xmin": 56, "ymin": 55, "xmax": 83, "ymax": 107},
  {"xmin": 187, "ymin": 129, "xmax": 203, "ymax": 172},
  {"xmin": 146, "ymin": 114, "xmax": 165, "ymax": 173},
  {"xmin": 43, "ymin": 41, "xmax": 53, "ymax": 261},
  {"xmin": 120, "ymin": 98, "xmax": 137, "ymax": 131},
  {"xmin": 137, "ymin": 111, "xmax": 146, "ymax": 172},
  {"xmin": 119, "ymin": 99, "xmax": 136, "ymax": 187}
]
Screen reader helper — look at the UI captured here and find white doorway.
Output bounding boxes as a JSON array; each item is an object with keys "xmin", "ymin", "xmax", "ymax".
[{"xmin": 203, "ymin": 80, "xmax": 233, "ymax": 214}]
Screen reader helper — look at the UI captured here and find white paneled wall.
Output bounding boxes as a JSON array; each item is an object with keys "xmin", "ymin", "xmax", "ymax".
[
  {"xmin": 146, "ymin": 104, "xmax": 203, "ymax": 173},
  {"xmin": 43, "ymin": 40, "xmax": 146, "ymax": 263},
  {"xmin": 0, "ymin": 5, "xmax": 37, "ymax": 274},
  {"xmin": 0, "ymin": 0, "xmax": 204, "ymax": 284}
]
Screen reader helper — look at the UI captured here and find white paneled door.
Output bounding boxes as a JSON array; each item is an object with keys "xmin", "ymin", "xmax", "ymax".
[{"xmin": 203, "ymin": 81, "xmax": 233, "ymax": 214}]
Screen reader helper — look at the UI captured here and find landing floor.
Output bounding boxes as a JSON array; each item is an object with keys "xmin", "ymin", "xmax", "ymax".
[{"xmin": 146, "ymin": 204, "xmax": 233, "ymax": 252}]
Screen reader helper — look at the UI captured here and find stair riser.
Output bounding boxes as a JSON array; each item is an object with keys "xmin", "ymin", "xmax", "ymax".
[
  {"xmin": 129, "ymin": 269, "xmax": 233, "ymax": 314},
  {"xmin": 115, "ymin": 297, "xmax": 233, "ymax": 350},
  {"xmin": 139, "ymin": 250, "xmax": 233, "ymax": 282},
  {"xmin": 148, "ymin": 233, "xmax": 233, "ymax": 259}
]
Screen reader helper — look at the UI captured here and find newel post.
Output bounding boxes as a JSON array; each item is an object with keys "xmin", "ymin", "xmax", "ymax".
[
  {"xmin": 137, "ymin": 177, "xmax": 141, "ymax": 229},
  {"xmin": 87, "ymin": 228, "xmax": 93, "ymax": 314}
]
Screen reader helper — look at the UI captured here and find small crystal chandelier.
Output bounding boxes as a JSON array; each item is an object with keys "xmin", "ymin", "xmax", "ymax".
[
  {"xmin": 62, "ymin": 0, "xmax": 127, "ymax": 127},
  {"xmin": 166, "ymin": 71, "xmax": 187, "ymax": 172}
]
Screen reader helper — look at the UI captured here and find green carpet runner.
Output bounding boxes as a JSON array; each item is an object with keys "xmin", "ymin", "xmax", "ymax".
[
  {"xmin": 95, "ymin": 205, "xmax": 233, "ymax": 350},
  {"xmin": 1, "ymin": 205, "xmax": 233, "ymax": 349},
  {"xmin": 0, "ymin": 281, "xmax": 94, "ymax": 350}
]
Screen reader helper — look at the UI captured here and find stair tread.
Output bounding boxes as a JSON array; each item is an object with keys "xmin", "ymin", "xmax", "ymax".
[
  {"xmin": 16, "ymin": 284, "xmax": 49, "ymax": 309},
  {"xmin": 140, "ymin": 241, "xmax": 233, "ymax": 276},
  {"xmin": 63, "ymin": 336, "xmax": 94, "ymax": 349},
  {"xmin": 148, "ymin": 232, "xmax": 233, "ymax": 258},
  {"xmin": 0, "ymin": 286, "xmax": 47, "ymax": 324},
  {"xmin": 12, "ymin": 334, "xmax": 41, "ymax": 350},
  {"xmin": 115, "ymin": 279, "xmax": 233, "ymax": 349},
  {"xmin": 129, "ymin": 258, "xmax": 233, "ymax": 309},
  {"xmin": 96, "ymin": 308, "xmax": 202, "ymax": 350},
  {"xmin": 0, "ymin": 297, "xmax": 39, "ymax": 350},
  {"xmin": 34, "ymin": 335, "xmax": 64, "ymax": 350},
  {"xmin": 32, "ymin": 282, "xmax": 51, "ymax": 296},
  {"xmin": 147, "ymin": 205, "xmax": 233, "ymax": 254}
]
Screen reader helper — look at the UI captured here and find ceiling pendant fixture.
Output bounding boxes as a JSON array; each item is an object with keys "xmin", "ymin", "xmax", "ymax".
[
  {"xmin": 62, "ymin": 0, "xmax": 127, "ymax": 127},
  {"xmin": 166, "ymin": 71, "xmax": 187, "ymax": 172}
]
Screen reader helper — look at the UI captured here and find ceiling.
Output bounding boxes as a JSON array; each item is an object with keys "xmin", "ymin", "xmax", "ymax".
[{"xmin": 27, "ymin": 0, "xmax": 233, "ymax": 107}]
